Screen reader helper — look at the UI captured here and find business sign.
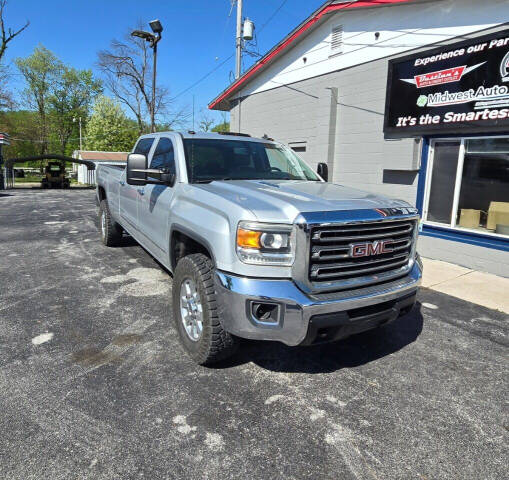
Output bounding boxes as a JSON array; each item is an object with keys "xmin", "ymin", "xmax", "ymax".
[{"xmin": 384, "ymin": 29, "xmax": 509, "ymax": 138}]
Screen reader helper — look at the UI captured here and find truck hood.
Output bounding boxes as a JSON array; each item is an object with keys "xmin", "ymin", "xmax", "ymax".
[{"xmin": 196, "ymin": 180, "xmax": 412, "ymax": 222}]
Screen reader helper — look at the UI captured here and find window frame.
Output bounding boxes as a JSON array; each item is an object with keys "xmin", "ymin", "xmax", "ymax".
[
  {"xmin": 150, "ymin": 136, "xmax": 177, "ymax": 174},
  {"xmin": 423, "ymin": 134, "xmax": 509, "ymax": 240},
  {"xmin": 133, "ymin": 137, "xmax": 155, "ymax": 156}
]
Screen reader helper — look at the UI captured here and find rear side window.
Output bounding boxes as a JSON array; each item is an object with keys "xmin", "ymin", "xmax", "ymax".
[
  {"xmin": 134, "ymin": 138, "xmax": 154, "ymax": 156},
  {"xmin": 150, "ymin": 137, "xmax": 176, "ymax": 174}
]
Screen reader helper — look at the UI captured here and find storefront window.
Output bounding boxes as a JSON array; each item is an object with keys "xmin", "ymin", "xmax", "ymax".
[
  {"xmin": 426, "ymin": 141, "xmax": 460, "ymax": 224},
  {"xmin": 425, "ymin": 136, "xmax": 509, "ymax": 238}
]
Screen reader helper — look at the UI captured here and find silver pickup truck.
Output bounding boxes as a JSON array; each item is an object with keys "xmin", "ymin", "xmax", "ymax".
[{"xmin": 96, "ymin": 131, "xmax": 422, "ymax": 365}]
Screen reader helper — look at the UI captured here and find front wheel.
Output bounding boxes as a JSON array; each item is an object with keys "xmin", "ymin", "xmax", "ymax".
[{"xmin": 172, "ymin": 253, "xmax": 238, "ymax": 365}]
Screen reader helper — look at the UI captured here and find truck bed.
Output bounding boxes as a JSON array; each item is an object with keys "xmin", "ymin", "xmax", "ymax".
[{"xmin": 96, "ymin": 164, "xmax": 125, "ymax": 223}]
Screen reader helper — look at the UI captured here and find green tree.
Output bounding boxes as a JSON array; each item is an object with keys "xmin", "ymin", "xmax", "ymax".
[
  {"xmin": 85, "ymin": 96, "xmax": 137, "ymax": 152},
  {"xmin": 211, "ymin": 121, "xmax": 230, "ymax": 133},
  {"xmin": 15, "ymin": 46, "xmax": 63, "ymax": 155},
  {"xmin": 48, "ymin": 67, "xmax": 102, "ymax": 155},
  {"xmin": 0, "ymin": 110, "xmax": 39, "ymax": 164}
]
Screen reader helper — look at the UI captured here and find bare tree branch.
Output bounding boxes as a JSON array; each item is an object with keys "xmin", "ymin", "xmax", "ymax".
[
  {"xmin": 97, "ymin": 24, "xmax": 188, "ymax": 133},
  {"xmin": 0, "ymin": 0, "xmax": 29, "ymax": 63}
]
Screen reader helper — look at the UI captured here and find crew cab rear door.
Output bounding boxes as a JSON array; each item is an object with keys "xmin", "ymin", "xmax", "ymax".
[
  {"xmin": 136, "ymin": 135, "xmax": 177, "ymax": 256},
  {"xmin": 119, "ymin": 137, "xmax": 155, "ymax": 232}
]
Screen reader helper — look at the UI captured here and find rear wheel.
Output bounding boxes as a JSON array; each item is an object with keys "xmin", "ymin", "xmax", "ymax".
[
  {"xmin": 99, "ymin": 199, "xmax": 122, "ymax": 246},
  {"xmin": 172, "ymin": 253, "xmax": 238, "ymax": 365}
]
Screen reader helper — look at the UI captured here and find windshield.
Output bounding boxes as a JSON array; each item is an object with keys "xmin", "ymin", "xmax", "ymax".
[{"xmin": 183, "ymin": 138, "xmax": 320, "ymax": 183}]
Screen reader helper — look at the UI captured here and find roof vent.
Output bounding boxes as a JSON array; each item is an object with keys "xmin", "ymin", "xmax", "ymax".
[{"xmin": 330, "ymin": 25, "xmax": 343, "ymax": 55}]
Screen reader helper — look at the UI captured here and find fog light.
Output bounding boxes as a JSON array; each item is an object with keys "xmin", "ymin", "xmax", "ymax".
[{"xmin": 250, "ymin": 302, "xmax": 280, "ymax": 325}]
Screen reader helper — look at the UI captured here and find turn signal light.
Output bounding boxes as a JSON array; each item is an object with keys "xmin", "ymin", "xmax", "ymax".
[{"xmin": 237, "ymin": 228, "xmax": 261, "ymax": 249}]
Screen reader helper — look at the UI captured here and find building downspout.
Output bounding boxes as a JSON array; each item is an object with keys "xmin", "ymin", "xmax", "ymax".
[{"xmin": 325, "ymin": 87, "xmax": 338, "ymax": 181}]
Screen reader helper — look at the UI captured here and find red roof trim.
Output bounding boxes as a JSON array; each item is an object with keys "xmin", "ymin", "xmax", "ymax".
[{"xmin": 209, "ymin": 0, "xmax": 413, "ymax": 110}]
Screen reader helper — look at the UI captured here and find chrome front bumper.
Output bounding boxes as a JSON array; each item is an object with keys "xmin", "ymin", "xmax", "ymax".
[{"xmin": 214, "ymin": 261, "xmax": 422, "ymax": 346}]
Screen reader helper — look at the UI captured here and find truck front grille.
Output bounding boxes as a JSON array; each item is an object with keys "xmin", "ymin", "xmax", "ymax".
[{"xmin": 309, "ymin": 219, "xmax": 416, "ymax": 284}]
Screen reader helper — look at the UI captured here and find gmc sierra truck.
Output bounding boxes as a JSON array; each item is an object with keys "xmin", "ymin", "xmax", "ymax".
[{"xmin": 96, "ymin": 131, "xmax": 422, "ymax": 365}]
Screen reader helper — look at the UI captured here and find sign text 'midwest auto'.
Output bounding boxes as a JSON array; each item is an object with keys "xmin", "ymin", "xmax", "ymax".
[{"xmin": 384, "ymin": 29, "xmax": 509, "ymax": 138}]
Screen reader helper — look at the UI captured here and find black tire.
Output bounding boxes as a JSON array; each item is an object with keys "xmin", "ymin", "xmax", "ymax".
[
  {"xmin": 172, "ymin": 253, "xmax": 238, "ymax": 365},
  {"xmin": 99, "ymin": 199, "xmax": 123, "ymax": 247}
]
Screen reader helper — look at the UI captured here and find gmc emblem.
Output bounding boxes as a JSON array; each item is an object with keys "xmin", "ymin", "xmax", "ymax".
[{"xmin": 350, "ymin": 240, "xmax": 394, "ymax": 258}]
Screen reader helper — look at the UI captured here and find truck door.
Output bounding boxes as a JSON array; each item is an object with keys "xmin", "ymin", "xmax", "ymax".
[
  {"xmin": 119, "ymin": 137, "xmax": 155, "ymax": 232},
  {"xmin": 137, "ymin": 136, "xmax": 177, "ymax": 256}
]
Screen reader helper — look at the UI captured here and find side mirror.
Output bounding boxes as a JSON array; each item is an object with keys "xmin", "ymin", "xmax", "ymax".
[
  {"xmin": 147, "ymin": 171, "xmax": 176, "ymax": 187},
  {"xmin": 126, "ymin": 153, "xmax": 148, "ymax": 186},
  {"xmin": 317, "ymin": 162, "xmax": 328, "ymax": 182},
  {"xmin": 162, "ymin": 172, "xmax": 176, "ymax": 187}
]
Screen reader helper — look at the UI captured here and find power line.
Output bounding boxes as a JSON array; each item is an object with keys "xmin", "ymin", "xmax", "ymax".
[
  {"xmin": 258, "ymin": 0, "xmax": 289, "ymax": 33},
  {"xmin": 170, "ymin": 0, "xmax": 292, "ymax": 103},
  {"xmin": 170, "ymin": 54, "xmax": 234, "ymax": 102}
]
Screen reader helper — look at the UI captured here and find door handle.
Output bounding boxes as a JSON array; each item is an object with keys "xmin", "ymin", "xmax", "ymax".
[
  {"xmin": 137, "ymin": 188, "xmax": 145, "ymax": 196},
  {"xmin": 119, "ymin": 180, "xmax": 125, "ymax": 186}
]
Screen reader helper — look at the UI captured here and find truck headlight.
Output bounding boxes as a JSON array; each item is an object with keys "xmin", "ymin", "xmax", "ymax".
[{"xmin": 236, "ymin": 221, "xmax": 295, "ymax": 266}]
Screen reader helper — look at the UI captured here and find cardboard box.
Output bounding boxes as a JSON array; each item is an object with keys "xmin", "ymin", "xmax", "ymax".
[
  {"xmin": 459, "ymin": 209, "xmax": 481, "ymax": 229},
  {"xmin": 487, "ymin": 202, "xmax": 509, "ymax": 231}
]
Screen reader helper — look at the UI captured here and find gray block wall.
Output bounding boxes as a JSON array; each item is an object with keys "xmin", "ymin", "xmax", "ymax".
[
  {"xmin": 418, "ymin": 236, "xmax": 509, "ymax": 278},
  {"xmin": 230, "ymin": 55, "xmax": 419, "ymax": 206}
]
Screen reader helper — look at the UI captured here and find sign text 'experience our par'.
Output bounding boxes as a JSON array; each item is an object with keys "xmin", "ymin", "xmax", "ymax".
[{"xmin": 384, "ymin": 28, "xmax": 509, "ymax": 138}]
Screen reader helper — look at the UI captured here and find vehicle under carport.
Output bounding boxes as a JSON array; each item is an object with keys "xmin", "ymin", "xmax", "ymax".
[{"xmin": 4, "ymin": 154, "xmax": 96, "ymax": 189}]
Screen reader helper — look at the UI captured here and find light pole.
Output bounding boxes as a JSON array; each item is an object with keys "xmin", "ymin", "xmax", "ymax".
[
  {"xmin": 131, "ymin": 19, "xmax": 163, "ymax": 133},
  {"xmin": 73, "ymin": 116, "xmax": 83, "ymax": 151}
]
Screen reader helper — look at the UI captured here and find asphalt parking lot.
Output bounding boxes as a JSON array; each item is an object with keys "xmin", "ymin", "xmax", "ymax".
[{"xmin": 0, "ymin": 188, "xmax": 507, "ymax": 480}]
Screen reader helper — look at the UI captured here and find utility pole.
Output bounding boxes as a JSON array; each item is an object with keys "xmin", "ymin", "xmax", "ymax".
[
  {"xmin": 235, "ymin": 0, "xmax": 243, "ymax": 79},
  {"xmin": 73, "ymin": 116, "xmax": 83, "ymax": 151},
  {"xmin": 78, "ymin": 117, "xmax": 83, "ymax": 151}
]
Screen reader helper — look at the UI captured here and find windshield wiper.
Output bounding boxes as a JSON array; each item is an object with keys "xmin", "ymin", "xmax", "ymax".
[
  {"xmin": 192, "ymin": 179, "xmax": 213, "ymax": 184},
  {"xmin": 216, "ymin": 177, "xmax": 256, "ymax": 181},
  {"xmin": 218, "ymin": 177, "xmax": 292, "ymax": 181}
]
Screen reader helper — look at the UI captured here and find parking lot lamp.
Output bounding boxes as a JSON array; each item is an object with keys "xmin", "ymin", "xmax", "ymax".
[{"xmin": 131, "ymin": 19, "xmax": 163, "ymax": 133}]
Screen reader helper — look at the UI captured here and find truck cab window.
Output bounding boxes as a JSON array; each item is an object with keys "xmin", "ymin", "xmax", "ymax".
[
  {"xmin": 134, "ymin": 138, "xmax": 154, "ymax": 156},
  {"xmin": 150, "ymin": 137, "xmax": 176, "ymax": 174}
]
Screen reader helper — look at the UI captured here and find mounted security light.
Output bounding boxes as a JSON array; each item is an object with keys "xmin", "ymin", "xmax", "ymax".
[
  {"xmin": 242, "ymin": 18, "xmax": 254, "ymax": 41},
  {"xmin": 131, "ymin": 29, "xmax": 155, "ymax": 41},
  {"xmin": 149, "ymin": 19, "xmax": 163, "ymax": 34}
]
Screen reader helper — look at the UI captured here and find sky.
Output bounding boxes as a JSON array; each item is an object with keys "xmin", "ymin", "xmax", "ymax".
[{"xmin": 3, "ymin": 0, "xmax": 325, "ymax": 128}]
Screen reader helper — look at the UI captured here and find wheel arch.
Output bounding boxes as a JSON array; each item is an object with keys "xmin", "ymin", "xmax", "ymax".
[
  {"xmin": 97, "ymin": 185, "xmax": 107, "ymax": 202},
  {"xmin": 169, "ymin": 225, "xmax": 216, "ymax": 271}
]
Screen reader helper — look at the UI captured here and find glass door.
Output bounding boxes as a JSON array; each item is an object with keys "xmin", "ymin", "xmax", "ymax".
[{"xmin": 424, "ymin": 140, "xmax": 461, "ymax": 226}]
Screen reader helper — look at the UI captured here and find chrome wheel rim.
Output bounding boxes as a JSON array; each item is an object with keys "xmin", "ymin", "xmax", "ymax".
[
  {"xmin": 101, "ymin": 211, "xmax": 107, "ymax": 238},
  {"xmin": 180, "ymin": 278, "xmax": 203, "ymax": 342}
]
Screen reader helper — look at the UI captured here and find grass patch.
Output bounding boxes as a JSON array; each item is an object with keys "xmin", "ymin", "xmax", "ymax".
[{"xmin": 15, "ymin": 175, "xmax": 41, "ymax": 183}]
